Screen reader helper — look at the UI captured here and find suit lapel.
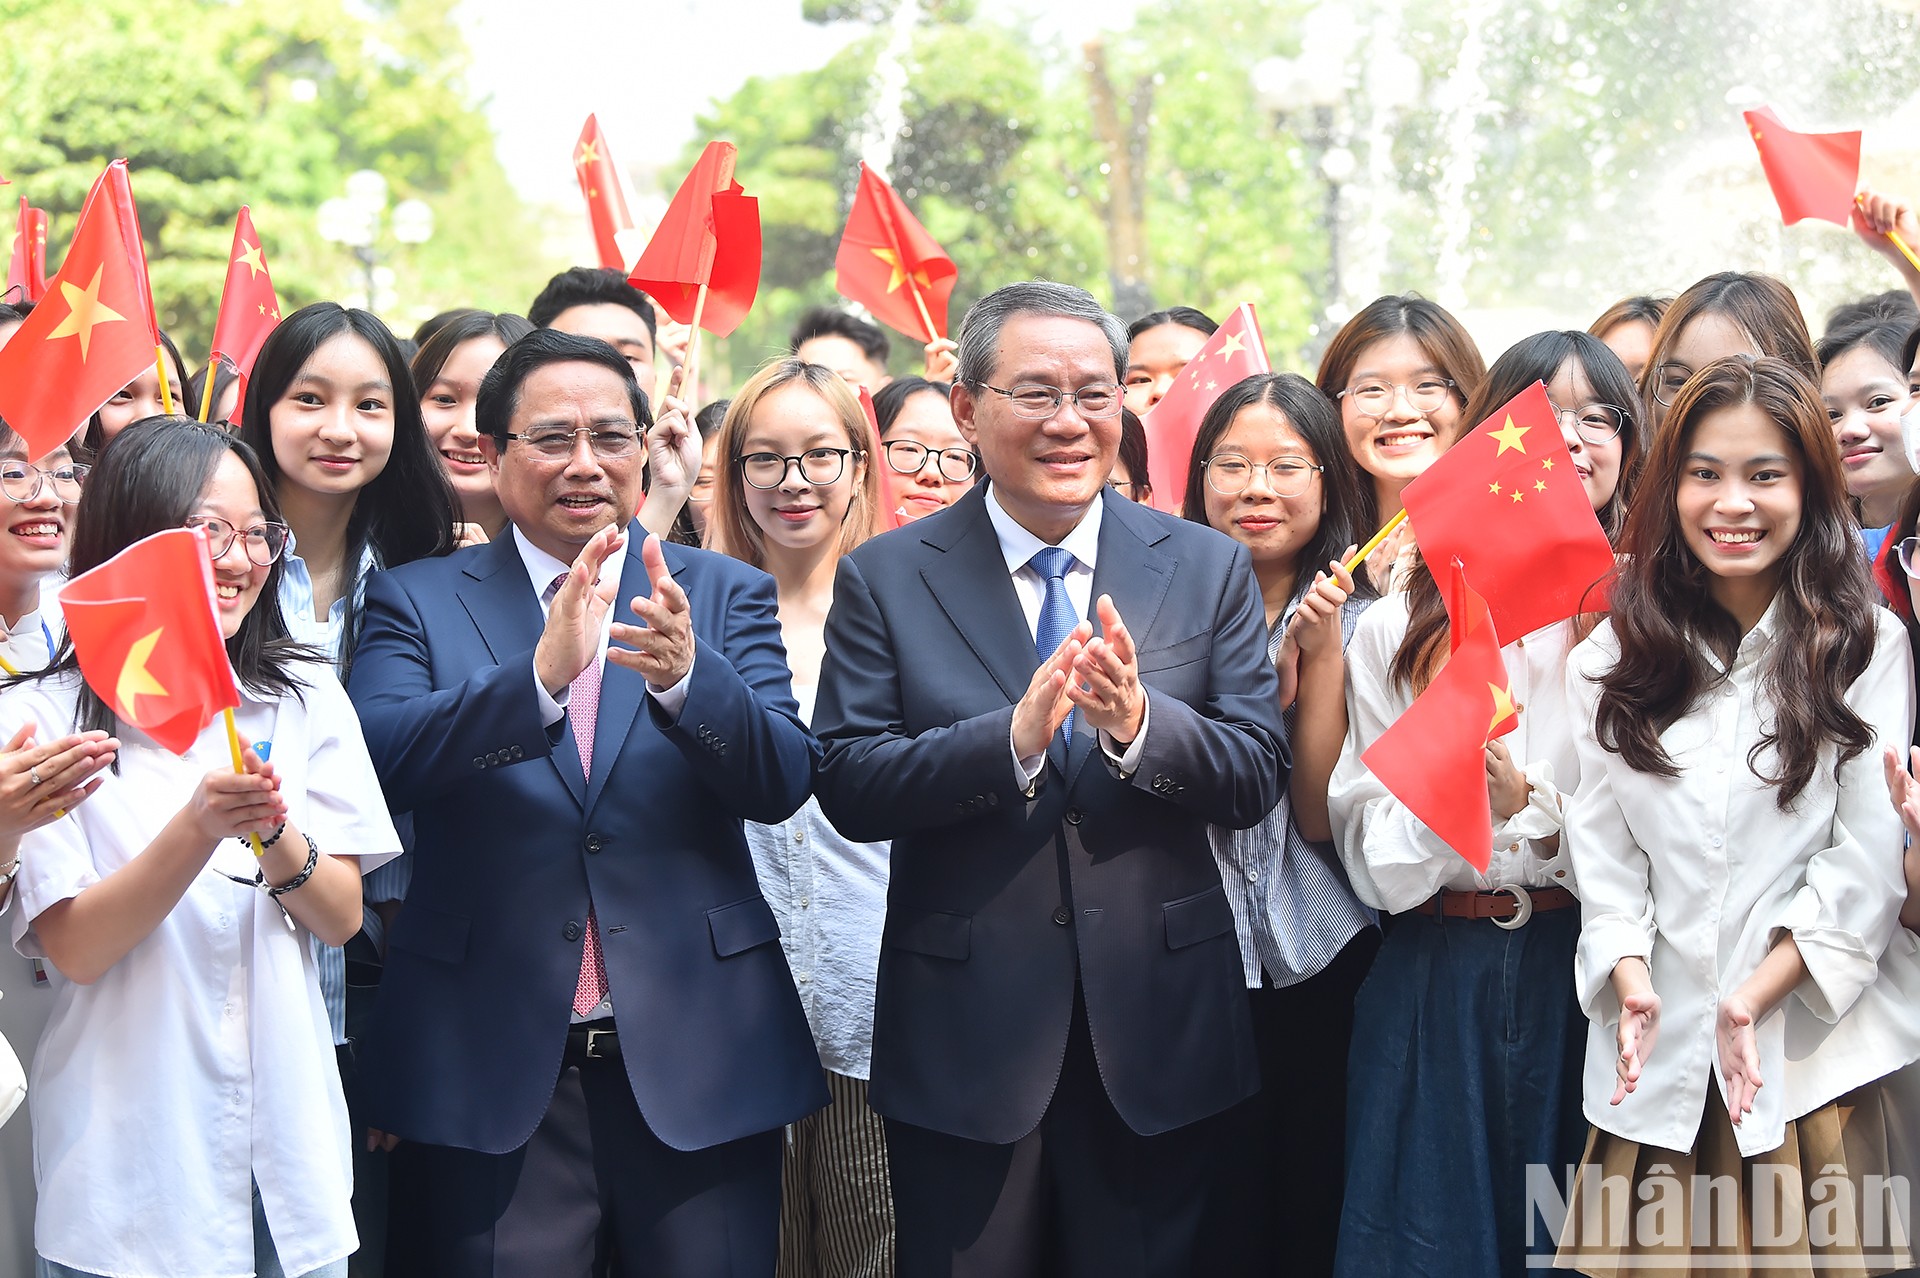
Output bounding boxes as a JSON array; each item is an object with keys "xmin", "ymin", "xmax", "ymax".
[
  {"xmin": 584, "ymin": 536, "xmax": 660, "ymax": 811},
  {"xmin": 921, "ymin": 489, "xmax": 1039, "ymax": 705},
  {"xmin": 1067, "ymin": 494, "xmax": 1176, "ymax": 788}
]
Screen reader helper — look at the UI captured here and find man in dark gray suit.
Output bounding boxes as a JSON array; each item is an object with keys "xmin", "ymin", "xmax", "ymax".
[{"xmin": 813, "ymin": 281, "xmax": 1288, "ymax": 1276}]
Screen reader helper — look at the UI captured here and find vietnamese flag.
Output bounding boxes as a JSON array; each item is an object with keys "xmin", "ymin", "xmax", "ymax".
[
  {"xmin": 1360, "ymin": 557, "xmax": 1518, "ymax": 872},
  {"xmin": 1140, "ymin": 303, "xmax": 1269, "ymax": 513},
  {"xmin": 835, "ymin": 163, "xmax": 956, "ymax": 343},
  {"xmin": 1400, "ymin": 381, "xmax": 1615, "ymax": 645},
  {"xmin": 0, "ymin": 161, "xmax": 158, "ymax": 457},
  {"xmin": 6, "ymin": 199, "xmax": 48, "ymax": 304},
  {"xmin": 857, "ymin": 383, "xmax": 905, "ymax": 530},
  {"xmin": 61, "ymin": 528, "xmax": 240, "ymax": 755},
  {"xmin": 628, "ymin": 141, "xmax": 760, "ymax": 338},
  {"xmin": 574, "ymin": 114, "xmax": 637, "ymax": 272},
  {"xmin": 1743, "ymin": 105, "xmax": 1861, "ymax": 227},
  {"xmin": 206, "ymin": 207, "xmax": 280, "ymax": 424}
]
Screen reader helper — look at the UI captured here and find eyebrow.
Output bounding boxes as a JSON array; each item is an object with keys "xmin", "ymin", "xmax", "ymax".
[
  {"xmin": 292, "ymin": 372, "xmax": 393, "ymax": 394},
  {"xmin": 525, "ymin": 415, "xmax": 637, "ymax": 430},
  {"xmin": 1685, "ymin": 452, "xmax": 1791, "ymax": 465},
  {"xmin": 743, "ymin": 430, "xmax": 845, "ymax": 450}
]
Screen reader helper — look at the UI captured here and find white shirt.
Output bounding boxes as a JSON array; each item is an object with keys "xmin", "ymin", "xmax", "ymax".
[
  {"xmin": 6, "ymin": 665, "xmax": 402, "ymax": 1278},
  {"xmin": 0, "ymin": 589, "xmax": 59, "ymax": 678},
  {"xmin": 1565, "ymin": 605, "xmax": 1920, "ymax": 1157},
  {"xmin": 981, "ymin": 487, "xmax": 1148, "ymax": 782},
  {"xmin": 1328, "ymin": 593, "xmax": 1578, "ymax": 913}
]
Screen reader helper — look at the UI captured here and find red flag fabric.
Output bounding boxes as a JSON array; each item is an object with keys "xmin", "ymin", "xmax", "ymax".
[
  {"xmin": 628, "ymin": 141, "xmax": 760, "ymax": 338},
  {"xmin": 0, "ymin": 161, "xmax": 158, "ymax": 457},
  {"xmin": 1360, "ymin": 557, "xmax": 1518, "ymax": 872},
  {"xmin": 858, "ymin": 384, "xmax": 905, "ymax": 530},
  {"xmin": 575, "ymin": 114, "xmax": 636, "ymax": 272},
  {"xmin": 1743, "ymin": 105, "xmax": 1861, "ymax": 227},
  {"xmin": 60, "ymin": 528, "xmax": 241, "ymax": 755},
  {"xmin": 835, "ymin": 163, "xmax": 957, "ymax": 343},
  {"xmin": 1400, "ymin": 381, "xmax": 1615, "ymax": 645},
  {"xmin": 1140, "ymin": 303, "xmax": 1269, "ymax": 513},
  {"xmin": 207, "ymin": 207, "xmax": 280, "ymax": 424},
  {"xmin": 6, "ymin": 199, "xmax": 48, "ymax": 304}
]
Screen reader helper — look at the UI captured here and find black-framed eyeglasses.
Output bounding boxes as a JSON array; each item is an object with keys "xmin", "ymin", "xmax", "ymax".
[
  {"xmin": 1545, "ymin": 395, "xmax": 1630, "ymax": 445},
  {"xmin": 185, "ymin": 515, "xmax": 291, "ymax": 566},
  {"xmin": 973, "ymin": 381, "xmax": 1123, "ymax": 419},
  {"xmin": 503, "ymin": 424, "xmax": 643, "ymax": 461},
  {"xmin": 1202, "ymin": 454, "xmax": 1324, "ymax": 498},
  {"xmin": 1650, "ymin": 363, "xmax": 1695, "ymax": 408},
  {"xmin": 1335, "ymin": 378, "xmax": 1457, "ymax": 418},
  {"xmin": 1897, "ymin": 536, "xmax": 1920, "ymax": 580},
  {"xmin": 0, "ymin": 460, "xmax": 87, "ymax": 504},
  {"xmin": 884, "ymin": 439, "xmax": 977, "ymax": 482},
  {"xmin": 736, "ymin": 448, "xmax": 860, "ymax": 490}
]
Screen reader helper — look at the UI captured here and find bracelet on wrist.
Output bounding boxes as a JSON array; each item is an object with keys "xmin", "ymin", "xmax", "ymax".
[
  {"xmin": 236, "ymin": 822, "xmax": 287, "ymax": 852},
  {"xmin": 265, "ymin": 833, "xmax": 321, "ymax": 898}
]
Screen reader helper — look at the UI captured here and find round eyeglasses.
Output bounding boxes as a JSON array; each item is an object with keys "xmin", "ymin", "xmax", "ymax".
[
  {"xmin": 1335, "ymin": 378, "xmax": 1457, "ymax": 418},
  {"xmin": 503, "ymin": 425, "xmax": 643, "ymax": 461},
  {"xmin": 1650, "ymin": 363, "xmax": 1695, "ymax": 408},
  {"xmin": 884, "ymin": 440, "xmax": 977, "ymax": 482},
  {"xmin": 0, "ymin": 460, "xmax": 87, "ymax": 504},
  {"xmin": 185, "ymin": 515, "xmax": 292, "ymax": 567},
  {"xmin": 1545, "ymin": 395, "xmax": 1630, "ymax": 445},
  {"xmin": 974, "ymin": 382, "xmax": 1123, "ymax": 419},
  {"xmin": 1202, "ymin": 454, "xmax": 1324, "ymax": 498},
  {"xmin": 1897, "ymin": 536, "xmax": 1920, "ymax": 581},
  {"xmin": 736, "ymin": 448, "xmax": 859, "ymax": 490}
]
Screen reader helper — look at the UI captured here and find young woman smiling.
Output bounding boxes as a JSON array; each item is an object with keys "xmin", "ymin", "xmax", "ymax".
[
  {"xmin": 410, "ymin": 310, "xmax": 534, "ymax": 544},
  {"xmin": 1816, "ymin": 314, "xmax": 1916, "ymax": 561}
]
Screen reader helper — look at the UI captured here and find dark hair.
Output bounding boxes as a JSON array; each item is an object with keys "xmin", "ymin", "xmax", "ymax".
[
  {"xmin": 790, "ymin": 306, "xmax": 892, "ymax": 368},
  {"xmin": 189, "ymin": 361, "xmax": 242, "ymax": 427},
  {"xmin": 1639, "ymin": 272, "xmax": 1816, "ymax": 420},
  {"xmin": 693, "ymin": 398, "xmax": 730, "ymax": 439},
  {"xmin": 477, "ymin": 328, "xmax": 653, "ymax": 447},
  {"xmin": 1391, "ymin": 331, "xmax": 1640, "ymax": 692},
  {"xmin": 1596, "ymin": 356, "xmax": 1874, "ymax": 807},
  {"xmin": 1127, "ymin": 306, "xmax": 1218, "ymax": 343},
  {"xmin": 1884, "ymin": 480, "xmax": 1920, "ymax": 741},
  {"xmin": 872, "ymin": 376, "xmax": 949, "ymax": 434},
  {"xmin": 1116, "ymin": 408, "xmax": 1151, "ymax": 501},
  {"xmin": 956, "ymin": 281, "xmax": 1128, "ymax": 389},
  {"xmin": 413, "ymin": 307, "xmax": 484, "ymax": 348},
  {"xmin": 1589, "ymin": 295, "xmax": 1671, "ymax": 340},
  {"xmin": 1815, "ymin": 314, "xmax": 1911, "ymax": 376},
  {"xmin": 1824, "ymin": 289, "xmax": 1917, "ymax": 336},
  {"xmin": 527, "ymin": 267, "xmax": 657, "ymax": 341},
  {"xmin": 238, "ymin": 303, "xmax": 456, "ymax": 673},
  {"xmin": 0, "ymin": 302, "xmax": 21, "ymax": 324},
  {"xmin": 79, "ymin": 330, "xmax": 193, "ymax": 460},
  {"xmin": 410, "ymin": 311, "xmax": 536, "ymax": 398},
  {"xmin": 32, "ymin": 417, "xmax": 312, "ymax": 741},
  {"xmin": 1181, "ymin": 372, "xmax": 1370, "ymax": 611}
]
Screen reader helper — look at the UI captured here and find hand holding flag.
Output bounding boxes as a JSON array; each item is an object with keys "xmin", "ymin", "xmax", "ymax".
[
  {"xmin": 1140, "ymin": 304, "xmax": 1269, "ymax": 513},
  {"xmin": 835, "ymin": 163, "xmax": 957, "ymax": 344}
]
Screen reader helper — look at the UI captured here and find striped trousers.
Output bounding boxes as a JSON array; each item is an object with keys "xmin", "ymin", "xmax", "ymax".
[{"xmin": 778, "ymin": 1070, "xmax": 896, "ymax": 1278}]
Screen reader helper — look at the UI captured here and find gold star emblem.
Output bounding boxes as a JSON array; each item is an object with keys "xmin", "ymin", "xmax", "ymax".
[
  {"xmin": 1488, "ymin": 481, "xmax": 1502, "ymax": 496},
  {"xmin": 1217, "ymin": 331, "xmax": 1246, "ymax": 358},
  {"xmin": 1488, "ymin": 414, "xmax": 1530, "ymax": 456},
  {"xmin": 257, "ymin": 302, "xmax": 266, "ymax": 316},
  {"xmin": 576, "ymin": 139, "xmax": 599, "ymax": 169},
  {"xmin": 1487, "ymin": 681, "xmax": 1516, "ymax": 736},
  {"xmin": 1510, "ymin": 490, "xmax": 1524, "ymax": 504},
  {"xmin": 1540, "ymin": 457, "xmax": 1555, "ymax": 471},
  {"xmin": 270, "ymin": 307, "xmax": 279, "ymax": 321},
  {"xmin": 46, "ymin": 264, "xmax": 128, "ymax": 361},
  {"xmin": 1205, "ymin": 379, "xmax": 1218, "ymax": 391},
  {"xmin": 236, "ymin": 239, "xmax": 265, "ymax": 280},
  {"xmin": 869, "ymin": 247, "xmax": 931, "ymax": 294},
  {"xmin": 115, "ymin": 626, "xmax": 170, "ymax": 721},
  {"xmin": 1751, "ymin": 127, "xmax": 1763, "ymax": 141},
  {"xmin": 1534, "ymin": 480, "xmax": 1547, "ymax": 493}
]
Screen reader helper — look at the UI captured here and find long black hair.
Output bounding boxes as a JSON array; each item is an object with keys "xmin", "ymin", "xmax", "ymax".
[{"xmin": 31, "ymin": 417, "xmax": 313, "ymax": 740}]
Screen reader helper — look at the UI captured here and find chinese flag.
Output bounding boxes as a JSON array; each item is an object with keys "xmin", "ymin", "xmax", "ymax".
[
  {"xmin": 575, "ymin": 114, "xmax": 637, "ymax": 272},
  {"xmin": 858, "ymin": 384, "xmax": 905, "ymax": 530},
  {"xmin": 1401, "ymin": 381, "xmax": 1615, "ymax": 645},
  {"xmin": 835, "ymin": 163, "xmax": 957, "ymax": 343},
  {"xmin": 0, "ymin": 161, "xmax": 158, "ymax": 457},
  {"xmin": 1361, "ymin": 557, "xmax": 1518, "ymax": 872},
  {"xmin": 6, "ymin": 199, "xmax": 48, "ymax": 304},
  {"xmin": 60, "ymin": 528, "xmax": 240, "ymax": 756},
  {"xmin": 1140, "ymin": 303, "xmax": 1269, "ymax": 513},
  {"xmin": 1743, "ymin": 105, "xmax": 1861, "ymax": 227},
  {"xmin": 207, "ymin": 207, "xmax": 280, "ymax": 425},
  {"xmin": 628, "ymin": 141, "xmax": 760, "ymax": 338}
]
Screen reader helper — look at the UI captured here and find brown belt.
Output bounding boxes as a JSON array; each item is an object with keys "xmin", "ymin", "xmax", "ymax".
[{"xmin": 1411, "ymin": 885, "xmax": 1577, "ymax": 928}]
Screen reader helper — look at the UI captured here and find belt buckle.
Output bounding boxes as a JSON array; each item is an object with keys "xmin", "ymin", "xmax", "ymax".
[
  {"xmin": 584, "ymin": 1027, "xmax": 616, "ymax": 1060},
  {"xmin": 1490, "ymin": 884, "xmax": 1534, "ymax": 931}
]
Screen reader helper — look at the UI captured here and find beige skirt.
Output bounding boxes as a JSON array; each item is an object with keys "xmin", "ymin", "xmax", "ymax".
[{"xmin": 1555, "ymin": 1080, "xmax": 1917, "ymax": 1277}]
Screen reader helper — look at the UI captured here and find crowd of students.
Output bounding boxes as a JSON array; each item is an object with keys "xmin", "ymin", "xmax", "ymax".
[{"xmin": 0, "ymin": 194, "xmax": 1918, "ymax": 1278}]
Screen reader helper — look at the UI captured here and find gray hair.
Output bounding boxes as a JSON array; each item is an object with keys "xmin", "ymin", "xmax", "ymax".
[{"xmin": 955, "ymin": 281, "xmax": 1129, "ymax": 389}]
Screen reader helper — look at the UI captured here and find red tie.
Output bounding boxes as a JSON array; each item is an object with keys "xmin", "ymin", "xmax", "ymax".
[{"xmin": 551, "ymin": 574, "xmax": 609, "ymax": 1017}]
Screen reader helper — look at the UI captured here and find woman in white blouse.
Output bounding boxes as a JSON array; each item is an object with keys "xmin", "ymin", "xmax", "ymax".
[
  {"xmin": 1558, "ymin": 357, "xmax": 1920, "ymax": 1273},
  {"xmin": 7, "ymin": 418, "xmax": 402, "ymax": 1278},
  {"xmin": 1328, "ymin": 332, "xmax": 1643, "ymax": 1278},
  {"xmin": 704, "ymin": 359, "xmax": 893, "ymax": 1277}
]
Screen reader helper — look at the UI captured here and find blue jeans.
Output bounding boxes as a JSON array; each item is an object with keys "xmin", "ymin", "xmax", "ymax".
[{"xmin": 38, "ymin": 1178, "xmax": 351, "ymax": 1278}]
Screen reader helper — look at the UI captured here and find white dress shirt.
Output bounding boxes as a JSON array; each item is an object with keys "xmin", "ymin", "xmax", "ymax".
[
  {"xmin": 981, "ymin": 487, "xmax": 1147, "ymax": 782},
  {"xmin": 6, "ymin": 665, "xmax": 402, "ymax": 1278},
  {"xmin": 0, "ymin": 589, "xmax": 59, "ymax": 677},
  {"xmin": 1564, "ymin": 605, "xmax": 1920, "ymax": 1157},
  {"xmin": 1328, "ymin": 593, "xmax": 1578, "ymax": 913}
]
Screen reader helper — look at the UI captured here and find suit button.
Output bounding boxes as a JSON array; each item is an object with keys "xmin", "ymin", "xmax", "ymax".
[
  {"xmin": 1065, "ymin": 807, "xmax": 1084, "ymax": 825},
  {"xmin": 472, "ymin": 756, "xmax": 486, "ymax": 769},
  {"xmin": 585, "ymin": 833, "xmax": 605, "ymax": 854},
  {"xmin": 563, "ymin": 921, "xmax": 582, "ymax": 942},
  {"xmin": 986, "ymin": 792, "xmax": 999, "ymax": 807},
  {"xmin": 1052, "ymin": 906, "xmax": 1070, "ymax": 926},
  {"xmin": 510, "ymin": 745, "xmax": 523, "ymax": 760}
]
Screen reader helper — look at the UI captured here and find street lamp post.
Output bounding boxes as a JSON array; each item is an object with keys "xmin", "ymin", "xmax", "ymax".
[{"xmin": 316, "ymin": 169, "xmax": 435, "ymax": 317}]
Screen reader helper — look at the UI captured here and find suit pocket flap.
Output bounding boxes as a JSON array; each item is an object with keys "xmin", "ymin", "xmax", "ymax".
[
  {"xmin": 391, "ymin": 904, "xmax": 470, "ymax": 963},
  {"xmin": 708, "ymin": 896, "xmax": 782, "ymax": 958},
  {"xmin": 1163, "ymin": 885, "xmax": 1233, "ymax": 950},
  {"xmin": 889, "ymin": 909, "xmax": 972, "ymax": 961},
  {"xmin": 1136, "ymin": 631, "xmax": 1210, "ymax": 672}
]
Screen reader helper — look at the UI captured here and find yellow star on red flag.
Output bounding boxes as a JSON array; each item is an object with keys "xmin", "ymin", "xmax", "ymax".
[
  {"xmin": 115, "ymin": 626, "xmax": 170, "ymax": 720},
  {"xmin": 1488, "ymin": 415, "xmax": 1530, "ymax": 456},
  {"xmin": 869, "ymin": 246, "xmax": 932, "ymax": 295},
  {"xmin": 1487, "ymin": 681, "xmax": 1517, "ymax": 737},
  {"xmin": 236, "ymin": 240, "xmax": 266, "ymax": 279},
  {"xmin": 1217, "ymin": 331, "xmax": 1246, "ymax": 358},
  {"xmin": 576, "ymin": 139, "xmax": 599, "ymax": 168},
  {"xmin": 46, "ymin": 265, "xmax": 129, "ymax": 361}
]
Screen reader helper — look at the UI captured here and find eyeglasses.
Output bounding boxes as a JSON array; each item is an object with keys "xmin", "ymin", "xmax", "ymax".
[
  {"xmin": 973, "ymin": 382, "xmax": 1123, "ymax": 419},
  {"xmin": 1110, "ymin": 480, "xmax": 1149, "ymax": 501},
  {"xmin": 1202, "ymin": 454, "xmax": 1324, "ymax": 498},
  {"xmin": 0, "ymin": 460, "xmax": 87, "ymax": 503},
  {"xmin": 884, "ymin": 439, "xmax": 978, "ymax": 482},
  {"xmin": 1650, "ymin": 363, "xmax": 1696, "ymax": 408},
  {"xmin": 1336, "ymin": 378, "xmax": 1457, "ymax": 418},
  {"xmin": 1545, "ymin": 395, "xmax": 1630, "ymax": 445},
  {"xmin": 185, "ymin": 515, "xmax": 291, "ymax": 567},
  {"xmin": 502, "ymin": 424, "xmax": 643, "ymax": 461},
  {"xmin": 736, "ymin": 448, "xmax": 860, "ymax": 490},
  {"xmin": 1897, "ymin": 537, "xmax": 1920, "ymax": 580}
]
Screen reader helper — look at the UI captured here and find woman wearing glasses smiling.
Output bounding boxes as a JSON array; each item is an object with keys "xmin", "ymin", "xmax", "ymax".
[
  {"xmin": 3, "ymin": 417, "xmax": 400, "ymax": 1278},
  {"xmin": 872, "ymin": 375, "xmax": 978, "ymax": 523}
]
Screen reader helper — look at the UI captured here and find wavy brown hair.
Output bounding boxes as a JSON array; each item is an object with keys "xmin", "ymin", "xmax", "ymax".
[
  {"xmin": 1596, "ymin": 356, "xmax": 1874, "ymax": 807},
  {"xmin": 1639, "ymin": 273, "xmax": 1815, "ymax": 431}
]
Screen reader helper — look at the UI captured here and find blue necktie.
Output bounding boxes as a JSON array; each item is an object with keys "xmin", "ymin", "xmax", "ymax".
[{"xmin": 1028, "ymin": 546, "xmax": 1078, "ymax": 745}]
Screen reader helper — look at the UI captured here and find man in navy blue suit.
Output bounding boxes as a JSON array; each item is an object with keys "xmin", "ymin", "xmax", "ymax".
[
  {"xmin": 347, "ymin": 328, "xmax": 826, "ymax": 1276},
  {"xmin": 812, "ymin": 281, "xmax": 1289, "ymax": 1276}
]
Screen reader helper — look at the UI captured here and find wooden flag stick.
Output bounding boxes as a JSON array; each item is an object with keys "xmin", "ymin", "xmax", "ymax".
[
  {"xmin": 680, "ymin": 282, "xmax": 710, "ymax": 403},
  {"xmin": 197, "ymin": 356, "xmax": 217, "ymax": 422},
  {"xmin": 223, "ymin": 706, "xmax": 265, "ymax": 857},
  {"xmin": 1855, "ymin": 193, "xmax": 1920, "ymax": 275},
  {"xmin": 1342, "ymin": 508, "xmax": 1409, "ymax": 575},
  {"xmin": 154, "ymin": 345, "xmax": 175, "ymax": 415},
  {"xmin": 905, "ymin": 274, "xmax": 938, "ymax": 346}
]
